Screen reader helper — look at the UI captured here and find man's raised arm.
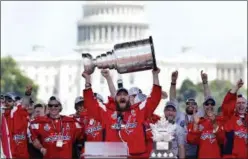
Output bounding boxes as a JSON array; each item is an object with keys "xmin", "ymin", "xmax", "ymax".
[
  {"xmin": 82, "ymin": 72, "xmax": 105, "ymax": 121},
  {"xmin": 170, "ymin": 71, "xmax": 178, "ymax": 101},
  {"xmin": 201, "ymin": 70, "xmax": 211, "ymax": 98},
  {"xmin": 222, "ymin": 79, "xmax": 243, "ymax": 118},
  {"xmin": 140, "ymin": 68, "xmax": 162, "ymax": 119},
  {"xmin": 101, "ymin": 69, "xmax": 117, "ymax": 98}
]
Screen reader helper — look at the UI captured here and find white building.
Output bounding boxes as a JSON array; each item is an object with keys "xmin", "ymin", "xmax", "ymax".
[{"xmin": 14, "ymin": 1, "xmax": 247, "ymax": 115}]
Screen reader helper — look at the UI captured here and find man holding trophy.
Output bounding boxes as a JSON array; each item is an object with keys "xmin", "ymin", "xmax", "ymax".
[
  {"xmin": 82, "ymin": 68, "xmax": 161, "ymax": 157},
  {"xmin": 81, "ymin": 36, "xmax": 165, "ymax": 157}
]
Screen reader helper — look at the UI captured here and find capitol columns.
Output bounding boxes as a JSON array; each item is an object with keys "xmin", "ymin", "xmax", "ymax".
[
  {"xmin": 126, "ymin": 26, "xmax": 130, "ymax": 40},
  {"xmin": 90, "ymin": 27, "xmax": 93, "ymax": 43},
  {"xmin": 101, "ymin": 26, "xmax": 105, "ymax": 42},
  {"xmin": 217, "ymin": 68, "xmax": 222, "ymax": 80},
  {"xmin": 120, "ymin": 26, "xmax": 124, "ymax": 39},
  {"xmin": 224, "ymin": 68, "xmax": 228, "ymax": 80},
  {"xmin": 131, "ymin": 26, "xmax": 135, "ymax": 39},
  {"xmin": 114, "ymin": 25, "xmax": 118, "ymax": 40},
  {"xmin": 229, "ymin": 68, "xmax": 234, "ymax": 84},
  {"xmin": 107, "ymin": 26, "xmax": 111, "ymax": 42},
  {"xmin": 95, "ymin": 26, "xmax": 100, "ymax": 42}
]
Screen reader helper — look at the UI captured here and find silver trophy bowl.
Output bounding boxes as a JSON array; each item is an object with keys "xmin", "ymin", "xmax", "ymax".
[{"xmin": 82, "ymin": 36, "xmax": 157, "ymax": 74}]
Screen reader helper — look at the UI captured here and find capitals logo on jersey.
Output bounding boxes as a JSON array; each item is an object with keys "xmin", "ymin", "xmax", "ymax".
[
  {"xmin": 124, "ymin": 115, "xmax": 137, "ymax": 135},
  {"xmin": 85, "ymin": 121, "xmax": 103, "ymax": 138}
]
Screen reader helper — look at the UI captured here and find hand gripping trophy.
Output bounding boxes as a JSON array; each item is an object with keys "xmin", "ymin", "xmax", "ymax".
[
  {"xmin": 150, "ymin": 117, "xmax": 177, "ymax": 158},
  {"xmin": 82, "ymin": 36, "xmax": 157, "ymax": 74}
]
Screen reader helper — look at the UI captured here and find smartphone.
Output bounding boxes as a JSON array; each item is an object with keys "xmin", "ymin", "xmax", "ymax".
[{"xmin": 117, "ymin": 79, "xmax": 123, "ymax": 88}]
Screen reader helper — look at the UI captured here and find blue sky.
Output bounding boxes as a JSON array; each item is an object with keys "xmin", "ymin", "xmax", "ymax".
[{"xmin": 1, "ymin": 1, "xmax": 247, "ymax": 60}]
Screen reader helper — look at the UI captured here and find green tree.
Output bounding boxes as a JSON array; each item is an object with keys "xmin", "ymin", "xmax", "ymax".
[
  {"xmin": 1, "ymin": 56, "xmax": 38, "ymax": 99},
  {"xmin": 208, "ymin": 80, "xmax": 233, "ymax": 107},
  {"xmin": 177, "ymin": 79, "xmax": 198, "ymax": 102}
]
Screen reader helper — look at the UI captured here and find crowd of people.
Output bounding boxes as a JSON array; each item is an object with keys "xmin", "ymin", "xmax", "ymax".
[{"xmin": 0, "ymin": 67, "xmax": 247, "ymax": 159}]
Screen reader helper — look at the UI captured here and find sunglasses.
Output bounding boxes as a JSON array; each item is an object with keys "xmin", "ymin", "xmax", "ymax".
[
  {"xmin": 186, "ymin": 102, "xmax": 197, "ymax": 105},
  {"xmin": 205, "ymin": 102, "xmax": 215, "ymax": 106},
  {"xmin": 48, "ymin": 104, "xmax": 60, "ymax": 108},
  {"xmin": 4, "ymin": 97, "xmax": 13, "ymax": 103}
]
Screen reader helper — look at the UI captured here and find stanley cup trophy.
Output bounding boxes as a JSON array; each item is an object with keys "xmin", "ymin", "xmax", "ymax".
[
  {"xmin": 150, "ymin": 117, "xmax": 177, "ymax": 158},
  {"xmin": 82, "ymin": 36, "xmax": 157, "ymax": 74}
]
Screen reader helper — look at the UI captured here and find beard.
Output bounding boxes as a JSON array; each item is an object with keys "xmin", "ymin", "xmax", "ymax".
[
  {"xmin": 116, "ymin": 101, "xmax": 131, "ymax": 111},
  {"xmin": 186, "ymin": 108, "xmax": 194, "ymax": 115},
  {"xmin": 165, "ymin": 116, "xmax": 175, "ymax": 124}
]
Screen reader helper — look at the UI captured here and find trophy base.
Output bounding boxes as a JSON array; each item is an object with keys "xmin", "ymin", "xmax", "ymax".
[{"xmin": 150, "ymin": 142, "xmax": 177, "ymax": 158}]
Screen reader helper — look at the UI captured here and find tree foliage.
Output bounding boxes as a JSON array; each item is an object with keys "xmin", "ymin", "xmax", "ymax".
[{"xmin": 1, "ymin": 56, "xmax": 38, "ymax": 99}]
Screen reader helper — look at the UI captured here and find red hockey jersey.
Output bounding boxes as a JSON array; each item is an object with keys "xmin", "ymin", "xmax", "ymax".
[
  {"xmin": 30, "ymin": 115, "xmax": 83, "ymax": 158},
  {"xmin": 222, "ymin": 92, "xmax": 248, "ymax": 159},
  {"xmin": 2, "ymin": 105, "xmax": 29, "ymax": 158},
  {"xmin": 83, "ymin": 85, "xmax": 162, "ymax": 155},
  {"xmin": 187, "ymin": 116, "xmax": 225, "ymax": 158}
]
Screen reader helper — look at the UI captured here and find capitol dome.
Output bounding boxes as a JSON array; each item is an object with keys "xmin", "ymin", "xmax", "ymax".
[{"xmin": 75, "ymin": 1, "xmax": 149, "ymax": 55}]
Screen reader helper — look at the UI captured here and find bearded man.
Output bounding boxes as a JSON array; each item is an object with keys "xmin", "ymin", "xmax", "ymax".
[{"xmin": 82, "ymin": 68, "xmax": 162, "ymax": 157}]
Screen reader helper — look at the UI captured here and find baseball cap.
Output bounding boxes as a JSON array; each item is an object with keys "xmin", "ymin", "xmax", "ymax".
[
  {"xmin": 48, "ymin": 96, "xmax": 61, "ymax": 104},
  {"xmin": 203, "ymin": 96, "xmax": 216, "ymax": 106},
  {"xmin": 116, "ymin": 88, "xmax": 129, "ymax": 96},
  {"xmin": 164, "ymin": 101, "xmax": 177, "ymax": 111},
  {"xmin": 134, "ymin": 93, "xmax": 147, "ymax": 104},
  {"xmin": 186, "ymin": 98, "xmax": 197, "ymax": 105},
  {"xmin": 128, "ymin": 87, "xmax": 142, "ymax": 96},
  {"xmin": 75, "ymin": 96, "xmax": 84, "ymax": 104},
  {"xmin": 238, "ymin": 94, "xmax": 247, "ymax": 100},
  {"xmin": 4, "ymin": 92, "xmax": 17, "ymax": 101},
  {"xmin": 94, "ymin": 93, "xmax": 104, "ymax": 102},
  {"xmin": 15, "ymin": 96, "xmax": 21, "ymax": 101}
]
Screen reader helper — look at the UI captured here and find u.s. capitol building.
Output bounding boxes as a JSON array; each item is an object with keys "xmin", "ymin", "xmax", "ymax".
[{"xmin": 14, "ymin": 1, "xmax": 247, "ymax": 115}]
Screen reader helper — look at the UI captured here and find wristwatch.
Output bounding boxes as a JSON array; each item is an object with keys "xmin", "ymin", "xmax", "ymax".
[
  {"xmin": 85, "ymin": 83, "xmax": 91, "ymax": 88},
  {"xmin": 203, "ymin": 81, "xmax": 208, "ymax": 84},
  {"xmin": 171, "ymin": 82, "xmax": 176, "ymax": 85}
]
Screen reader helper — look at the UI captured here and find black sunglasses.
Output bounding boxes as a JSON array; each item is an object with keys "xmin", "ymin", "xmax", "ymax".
[
  {"xmin": 48, "ymin": 104, "xmax": 60, "ymax": 108},
  {"xmin": 4, "ymin": 97, "xmax": 13, "ymax": 103},
  {"xmin": 205, "ymin": 102, "xmax": 215, "ymax": 106},
  {"xmin": 186, "ymin": 101, "xmax": 197, "ymax": 105}
]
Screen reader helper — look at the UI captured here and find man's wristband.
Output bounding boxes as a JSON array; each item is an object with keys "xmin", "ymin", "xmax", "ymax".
[
  {"xmin": 203, "ymin": 81, "xmax": 208, "ymax": 84},
  {"xmin": 85, "ymin": 83, "xmax": 91, "ymax": 88},
  {"xmin": 171, "ymin": 82, "xmax": 176, "ymax": 85}
]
